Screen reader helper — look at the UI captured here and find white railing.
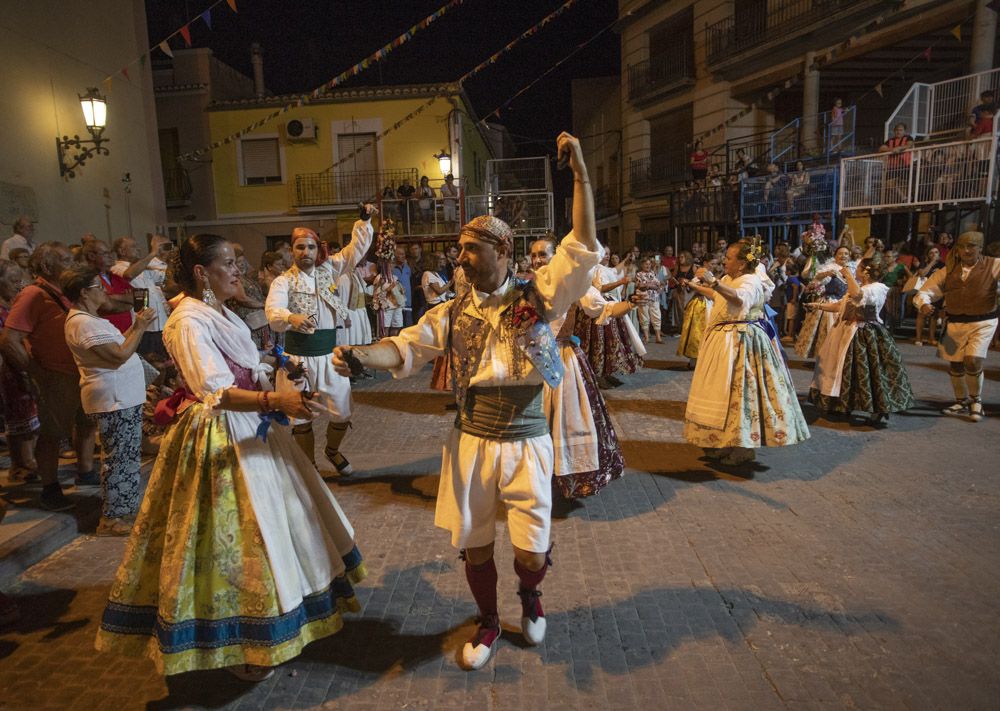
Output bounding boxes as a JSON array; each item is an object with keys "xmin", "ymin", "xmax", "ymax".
[
  {"xmin": 840, "ymin": 134, "xmax": 998, "ymax": 211},
  {"xmin": 486, "ymin": 157, "xmax": 553, "ymax": 194},
  {"xmin": 885, "ymin": 68, "xmax": 1000, "ymax": 140},
  {"xmin": 465, "ymin": 191, "xmax": 555, "ymax": 235}
]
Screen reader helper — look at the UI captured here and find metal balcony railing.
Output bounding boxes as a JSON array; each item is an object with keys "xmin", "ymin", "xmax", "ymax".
[
  {"xmin": 294, "ymin": 168, "xmax": 417, "ymax": 207},
  {"xmin": 668, "ymin": 184, "xmax": 740, "ymax": 226},
  {"xmin": 627, "ymin": 44, "xmax": 695, "ymax": 104},
  {"xmin": 379, "ymin": 194, "xmax": 465, "ymax": 238},
  {"xmin": 486, "ymin": 157, "xmax": 552, "ymax": 194},
  {"xmin": 630, "ymin": 153, "xmax": 687, "ymax": 197},
  {"xmin": 163, "ymin": 166, "xmax": 192, "ymax": 206},
  {"xmin": 706, "ymin": 0, "xmax": 869, "ymax": 65},
  {"xmin": 464, "ymin": 191, "xmax": 555, "ymax": 236},
  {"xmin": 741, "ymin": 166, "xmax": 839, "ymax": 224},
  {"xmin": 840, "ymin": 134, "xmax": 999, "ymax": 211},
  {"xmin": 770, "ymin": 106, "xmax": 858, "ymax": 164},
  {"xmin": 885, "ymin": 68, "xmax": 1000, "ymax": 140}
]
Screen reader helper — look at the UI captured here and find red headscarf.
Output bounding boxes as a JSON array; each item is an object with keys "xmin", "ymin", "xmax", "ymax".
[{"xmin": 291, "ymin": 227, "xmax": 328, "ymax": 266}]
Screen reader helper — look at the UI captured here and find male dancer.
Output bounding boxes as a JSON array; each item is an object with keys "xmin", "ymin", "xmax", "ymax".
[
  {"xmin": 266, "ymin": 209, "xmax": 374, "ymax": 473},
  {"xmin": 914, "ymin": 231, "xmax": 999, "ymax": 422},
  {"xmin": 332, "ymin": 133, "xmax": 599, "ymax": 670}
]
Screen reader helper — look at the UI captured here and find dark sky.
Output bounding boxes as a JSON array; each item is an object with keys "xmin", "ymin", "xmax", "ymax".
[{"xmin": 145, "ymin": 0, "xmax": 621, "ymax": 156}]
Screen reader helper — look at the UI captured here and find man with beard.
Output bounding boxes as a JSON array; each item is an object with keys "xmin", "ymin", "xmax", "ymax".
[
  {"xmin": 332, "ymin": 133, "xmax": 599, "ymax": 670},
  {"xmin": 265, "ymin": 209, "xmax": 374, "ymax": 475}
]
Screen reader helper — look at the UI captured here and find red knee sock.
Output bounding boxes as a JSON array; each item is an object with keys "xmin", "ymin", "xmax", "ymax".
[
  {"xmin": 514, "ymin": 558, "xmax": 548, "ymax": 619},
  {"xmin": 464, "ymin": 557, "xmax": 498, "ymax": 624}
]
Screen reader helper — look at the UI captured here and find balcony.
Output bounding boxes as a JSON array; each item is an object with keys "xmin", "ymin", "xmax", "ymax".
[
  {"xmin": 163, "ymin": 166, "xmax": 192, "ymax": 207},
  {"xmin": 668, "ymin": 184, "xmax": 740, "ymax": 226},
  {"xmin": 705, "ymin": 0, "xmax": 896, "ymax": 77},
  {"xmin": 839, "ymin": 134, "xmax": 999, "ymax": 212},
  {"xmin": 741, "ymin": 166, "xmax": 839, "ymax": 227},
  {"xmin": 630, "ymin": 153, "xmax": 686, "ymax": 198},
  {"xmin": 293, "ymin": 168, "xmax": 417, "ymax": 208},
  {"xmin": 886, "ymin": 68, "xmax": 1000, "ymax": 140},
  {"xmin": 627, "ymin": 44, "xmax": 694, "ymax": 107}
]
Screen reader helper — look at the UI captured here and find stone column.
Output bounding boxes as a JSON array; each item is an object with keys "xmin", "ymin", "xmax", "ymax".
[
  {"xmin": 802, "ymin": 51, "xmax": 820, "ymax": 156},
  {"xmin": 970, "ymin": 0, "xmax": 997, "ymax": 74}
]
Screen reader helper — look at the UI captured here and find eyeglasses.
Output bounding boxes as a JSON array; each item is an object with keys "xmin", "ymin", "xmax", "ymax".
[{"xmin": 83, "ymin": 282, "xmax": 102, "ymax": 290}]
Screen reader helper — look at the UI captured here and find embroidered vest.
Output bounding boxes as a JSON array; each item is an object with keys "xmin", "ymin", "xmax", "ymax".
[
  {"xmin": 447, "ymin": 278, "xmax": 563, "ymax": 408},
  {"xmin": 285, "ymin": 265, "xmax": 349, "ymax": 321}
]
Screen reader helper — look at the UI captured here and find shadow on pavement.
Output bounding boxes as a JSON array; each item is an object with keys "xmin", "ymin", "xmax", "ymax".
[
  {"xmin": 353, "ymin": 390, "xmax": 455, "ymax": 415},
  {"xmin": 0, "ymin": 586, "xmax": 88, "ymax": 660},
  {"xmin": 606, "ymin": 398, "xmax": 686, "ymax": 421},
  {"xmin": 333, "ymin": 468, "xmax": 440, "ymax": 504}
]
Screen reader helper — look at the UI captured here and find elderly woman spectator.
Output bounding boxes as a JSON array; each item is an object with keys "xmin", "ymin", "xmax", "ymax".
[
  {"xmin": 61, "ymin": 264, "xmax": 155, "ymax": 535},
  {"xmin": 0, "ymin": 259, "xmax": 38, "ymax": 482},
  {"xmin": 7, "ymin": 248, "xmax": 31, "ymax": 274},
  {"xmin": 417, "ymin": 175, "xmax": 436, "ymax": 227},
  {"xmin": 226, "ymin": 243, "xmax": 272, "ymax": 351},
  {"xmin": 258, "ymin": 250, "xmax": 285, "ymax": 296}
]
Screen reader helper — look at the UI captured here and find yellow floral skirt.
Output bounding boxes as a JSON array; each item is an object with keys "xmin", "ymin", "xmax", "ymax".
[
  {"xmin": 95, "ymin": 406, "xmax": 365, "ymax": 675},
  {"xmin": 677, "ymin": 296, "xmax": 707, "ymax": 360}
]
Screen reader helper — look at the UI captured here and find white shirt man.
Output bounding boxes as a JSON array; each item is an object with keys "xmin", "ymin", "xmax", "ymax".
[{"xmin": 1, "ymin": 217, "xmax": 36, "ymax": 260}]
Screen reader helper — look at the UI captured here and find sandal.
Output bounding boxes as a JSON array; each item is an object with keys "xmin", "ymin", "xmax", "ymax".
[
  {"xmin": 96, "ymin": 517, "xmax": 133, "ymax": 537},
  {"xmin": 227, "ymin": 664, "xmax": 274, "ymax": 682}
]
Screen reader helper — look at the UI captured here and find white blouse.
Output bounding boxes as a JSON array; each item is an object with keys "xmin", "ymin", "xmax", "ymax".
[{"xmin": 64, "ymin": 310, "xmax": 146, "ymax": 414}]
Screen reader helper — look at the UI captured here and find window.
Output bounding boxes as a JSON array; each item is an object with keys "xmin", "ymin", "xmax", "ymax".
[{"xmin": 239, "ymin": 137, "xmax": 283, "ymax": 185}]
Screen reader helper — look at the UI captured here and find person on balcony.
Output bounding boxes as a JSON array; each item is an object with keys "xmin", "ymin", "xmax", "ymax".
[
  {"xmin": 879, "ymin": 123, "xmax": 913, "ymax": 203},
  {"xmin": 689, "ymin": 139, "xmax": 709, "ymax": 181},
  {"xmin": 264, "ymin": 213, "xmax": 374, "ymax": 477},
  {"xmin": 829, "ymin": 98, "xmax": 845, "ymax": 150},
  {"xmin": 914, "ymin": 231, "xmax": 999, "ymax": 423},
  {"xmin": 786, "ymin": 160, "xmax": 809, "ymax": 212},
  {"xmin": 440, "ymin": 174, "xmax": 460, "ymax": 229},
  {"xmin": 969, "ymin": 90, "xmax": 995, "ymax": 137},
  {"xmin": 396, "ymin": 178, "xmax": 416, "ymax": 229},
  {"xmin": 762, "ymin": 162, "xmax": 786, "ymax": 212},
  {"xmin": 417, "ymin": 176, "xmax": 436, "ymax": 229}
]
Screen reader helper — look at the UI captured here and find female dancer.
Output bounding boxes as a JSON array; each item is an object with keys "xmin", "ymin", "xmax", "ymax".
[
  {"xmin": 684, "ymin": 240, "xmax": 810, "ymax": 466},
  {"xmin": 913, "ymin": 245, "xmax": 945, "ymax": 346},
  {"xmin": 96, "ymin": 234, "xmax": 365, "ymax": 680},
  {"xmin": 794, "ymin": 241, "xmax": 849, "ymax": 358},
  {"xmin": 807, "ymin": 257, "xmax": 915, "ymax": 426},
  {"xmin": 676, "ymin": 255, "xmax": 719, "ymax": 369}
]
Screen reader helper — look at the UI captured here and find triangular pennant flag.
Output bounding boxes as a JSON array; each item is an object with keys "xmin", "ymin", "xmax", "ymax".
[
  {"xmin": 102, "ymin": 76, "xmax": 113, "ymax": 94},
  {"xmin": 159, "ymin": 40, "xmax": 173, "ymax": 58},
  {"xmin": 180, "ymin": 24, "xmax": 192, "ymax": 47},
  {"xmin": 950, "ymin": 24, "xmax": 961, "ymax": 41},
  {"xmin": 874, "ymin": 83, "xmax": 883, "ymax": 97},
  {"xmin": 921, "ymin": 46, "xmax": 932, "ymax": 61},
  {"xmin": 121, "ymin": 66, "xmax": 130, "ymax": 80},
  {"xmin": 202, "ymin": 9, "xmax": 212, "ymax": 29},
  {"xmin": 227, "ymin": 0, "xmax": 238, "ymax": 13}
]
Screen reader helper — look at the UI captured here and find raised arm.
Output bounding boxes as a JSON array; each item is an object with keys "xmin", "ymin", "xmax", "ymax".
[
  {"xmin": 328, "ymin": 207, "xmax": 376, "ymax": 276},
  {"xmin": 558, "ymin": 133, "xmax": 597, "ymax": 253}
]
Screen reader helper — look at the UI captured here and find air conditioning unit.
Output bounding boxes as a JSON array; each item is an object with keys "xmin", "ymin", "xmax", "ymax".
[{"xmin": 285, "ymin": 118, "xmax": 317, "ymax": 142}]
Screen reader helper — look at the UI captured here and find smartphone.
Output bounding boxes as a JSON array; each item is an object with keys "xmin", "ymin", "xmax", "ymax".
[{"xmin": 132, "ymin": 288, "xmax": 149, "ymax": 311}]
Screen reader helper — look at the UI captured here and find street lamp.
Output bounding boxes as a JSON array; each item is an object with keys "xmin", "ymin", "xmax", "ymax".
[
  {"xmin": 56, "ymin": 87, "xmax": 110, "ymax": 178},
  {"xmin": 434, "ymin": 149, "xmax": 452, "ymax": 177}
]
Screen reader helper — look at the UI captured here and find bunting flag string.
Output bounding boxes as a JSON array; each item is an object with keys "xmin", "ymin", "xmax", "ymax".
[
  {"xmin": 313, "ymin": 0, "xmax": 584, "ymax": 175},
  {"xmin": 103, "ymin": 0, "xmax": 233, "ymax": 93},
  {"xmin": 697, "ymin": 8, "xmax": 974, "ymax": 141},
  {"xmin": 179, "ymin": 0, "xmax": 465, "ymax": 161}
]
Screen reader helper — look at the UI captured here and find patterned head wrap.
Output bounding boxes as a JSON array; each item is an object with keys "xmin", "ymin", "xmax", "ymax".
[
  {"xmin": 291, "ymin": 227, "xmax": 328, "ymax": 266},
  {"xmin": 460, "ymin": 215, "xmax": 513, "ymax": 251}
]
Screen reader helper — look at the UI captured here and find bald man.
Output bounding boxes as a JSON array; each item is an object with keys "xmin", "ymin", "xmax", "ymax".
[{"xmin": 265, "ymin": 209, "xmax": 375, "ymax": 473}]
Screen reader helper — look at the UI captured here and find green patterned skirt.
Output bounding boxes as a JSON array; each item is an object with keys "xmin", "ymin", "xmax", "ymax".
[{"xmin": 808, "ymin": 323, "xmax": 915, "ymax": 415}]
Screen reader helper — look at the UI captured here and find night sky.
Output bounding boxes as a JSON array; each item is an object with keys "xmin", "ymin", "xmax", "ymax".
[{"xmin": 145, "ymin": 0, "xmax": 620, "ymax": 156}]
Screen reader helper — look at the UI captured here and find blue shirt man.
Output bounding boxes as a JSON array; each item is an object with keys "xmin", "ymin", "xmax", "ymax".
[{"xmin": 392, "ymin": 246, "xmax": 413, "ymax": 326}]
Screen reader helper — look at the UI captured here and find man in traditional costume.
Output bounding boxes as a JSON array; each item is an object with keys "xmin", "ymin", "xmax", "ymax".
[
  {"xmin": 265, "ymin": 216, "xmax": 374, "ymax": 474},
  {"xmin": 332, "ymin": 133, "xmax": 599, "ymax": 670},
  {"xmin": 914, "ymin": 231, "xmax": 999, "ymax": 423}
]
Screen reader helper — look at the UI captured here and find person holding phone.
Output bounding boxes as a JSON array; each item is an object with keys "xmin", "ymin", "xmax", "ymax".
[
  {"xmin": 265, "ymin": 209, "xmax": 375, "ymax": 476},
  {"xmin": 61, "ymin": 264, "xmax": 156, "ymax": 535},
  {"xmin": 111, "ymin": 234, "xmax": 173, "ymax": 358}
]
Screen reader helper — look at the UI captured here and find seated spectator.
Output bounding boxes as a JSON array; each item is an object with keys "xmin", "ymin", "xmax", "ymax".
[
  {"xmin": 786, "ymin": 160, "xmax": 809, "ymax": 211},
  {"xmin": 0, "ymin": 243, "xmax": 97, "ymax": 511},
  {"xmin": 61, "ymin": 264, "xmax": 155, "ymax": 535},
  {"xmin": 421, "ymin": 252, "xmax": 454, "ymax": 306},
  {"xmin": 81, "ymin": 240, "xmax": 133, "ymax": 333},
  {"xmin": 0, "ymin": 259, "xmax": 38, "ymax": 482},
  {"xmin": 879, "ymin": 123, "xmax": 914, "ymax": 202},
  {"xmin": 763, "ymin": 162, "xmax": 785, "ymax": 207}
]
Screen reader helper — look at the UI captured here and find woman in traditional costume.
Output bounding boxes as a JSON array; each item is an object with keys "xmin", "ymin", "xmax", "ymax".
[
  {"xmin": 794, "ymin": 240, "xmax": 849, "ymax": 358},
  {"xmin": 676, "ymin": 255, "xmax": 721, "ymax": 369},
  {"xmin": 95, "ymin": 234, "xmax": 365, "ymax": 681},
  {"xmin": 807, "ymin": 257, "xmax": 914, "ymax": 426},
  {"xmin": 683, "ymin": 240, "xmax": 810, "ymax": 466}
]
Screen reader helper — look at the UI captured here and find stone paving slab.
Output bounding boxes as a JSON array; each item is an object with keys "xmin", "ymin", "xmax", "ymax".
[{"xmin": 0, "ymin": 341, "xmax": 998, "ymax": 710}]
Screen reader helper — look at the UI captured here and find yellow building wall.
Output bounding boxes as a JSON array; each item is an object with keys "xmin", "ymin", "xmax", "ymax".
[{"xmin": 208, "ymin": 96, "xmax": 464, "ymax": 217}]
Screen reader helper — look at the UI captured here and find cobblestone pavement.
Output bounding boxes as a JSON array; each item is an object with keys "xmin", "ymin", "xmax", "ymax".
[{"xmin": 1, "ymin": 340, "xmax": 998, "ymax": 711}]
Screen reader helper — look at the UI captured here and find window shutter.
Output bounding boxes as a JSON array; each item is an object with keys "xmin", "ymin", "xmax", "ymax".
[{"xmin": 242, "ymin": 138, "xmax": 281, "ymax": 184}]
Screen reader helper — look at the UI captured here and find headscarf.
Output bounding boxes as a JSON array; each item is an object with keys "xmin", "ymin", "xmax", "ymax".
[
  {"xmin": 946, "ymin": 231, "xmax": 983, "ymax": 273},
  {"xmin": 291, "ymin": 227, "xmax": 328, "ymax": 266},
  {"xmin": 460, "ymin": 215, "xmax": 513, "ymax": 252}
]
